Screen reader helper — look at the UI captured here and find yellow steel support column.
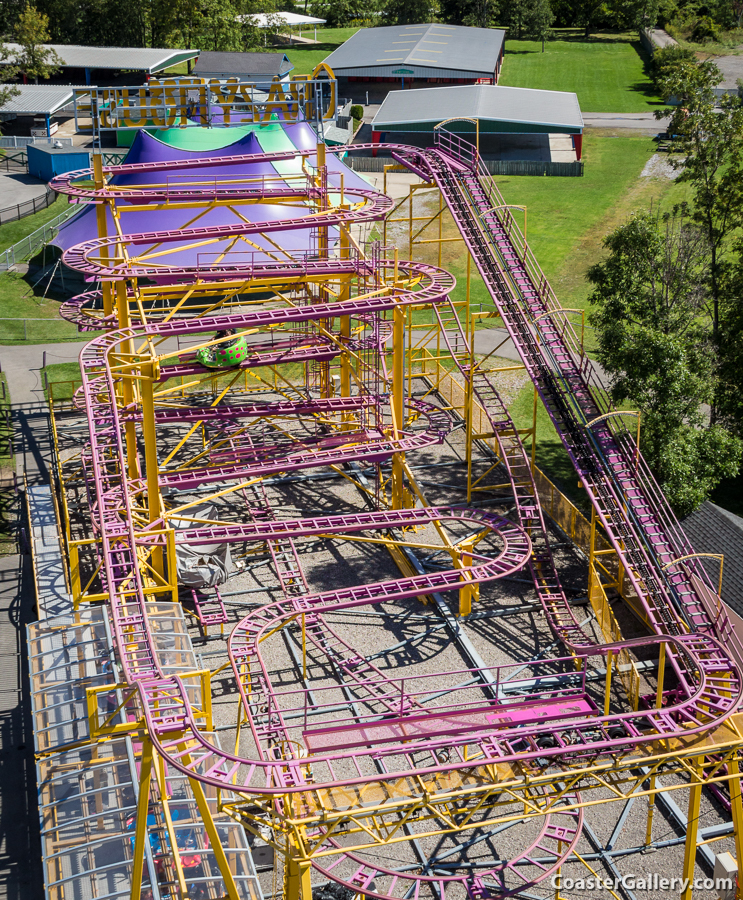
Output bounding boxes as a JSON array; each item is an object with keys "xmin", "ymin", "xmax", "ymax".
[
  {"xmin": 465, "ymin": 263, "xmax": 475, "ymax": 504},
  {"xmin": 438, "ymin": 188, "xmax": 443, "ymax": 269},
  {"xmin": 728, "ymin": 757, "xmax": 743, "ymax": 897},
  {"xmin": 645, "ymin": 776, "xmax": 656, "ymax": 845},
  {"xmin": 458, "ymin": 541, "xmax": 477, "ymax": 616},
  {"xmin": 531, "ymin": 385, "xmax": 538, "ymax": 473},
  {"xmin": 153, "ymin": 750, "xmax": 189, "ymax": 899},
  {"xmin": 187, "ymin": 774, "xmax": 242, "ymax": 900},
  {"xmin": 603, "ymin": 650, "xmax": 613, "ymax": 716},
  {"xmin": 316, "ymin": 141, "xmax": 328, "ymax": 261},
  {"xmin": 116, "ymin": 281, "xmax": 139, "ymax": 482},
  {"xmin": 285, "ymin": 849, "xmax": 313, "ymax": 900},
  {"xmin": 130, "ymin": 737, "xmax": 154, "ymax": 900},
  {"xmin": 316, "ymin": 142, "xmax": 331, "ymax": 397},
  {"xmin": 391, "ymin": 305, "xmax": 405, "ymax": 509},
  {"xmin": 140, "ymin": 361, "xmax": 164, "ymax": 577},
  {"xmin": 339, "ymin": 221, "xmax": 352, "ymax": 430},
  {"xmin": 681, "ymin": 757, "xmax": 704, "ymax": 900},
  {"xmin": 92, "ymin": 155, "xmax": 113, "ymax": 318}
]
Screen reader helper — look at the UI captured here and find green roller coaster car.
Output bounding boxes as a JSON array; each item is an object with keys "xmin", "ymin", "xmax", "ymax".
[{"xmin": 196, "ymin": 331, "xmax": 249, "ymax": 369}]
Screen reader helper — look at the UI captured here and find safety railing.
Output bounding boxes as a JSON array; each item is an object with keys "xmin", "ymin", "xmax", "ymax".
[
  {"xmin": 0, "ymin": 185, "xmax": 57, "ymax": 226},
  {"xmin": 433, "ymin": 121, "xmax": 477, "ymax": 169},
  {"xmin": 589, "ymin": 565, "xmax": 641, "ymax": 711},
  {"xmin": 0, "ymin": 199, "xmax": 82, "ymax": 271},
  {"xmin": 0, "ymin": 136, "xmax": 73, "ymax": 148},
  {"xmin": 459, "ymin": 145, "xmax": 719, "ymax": 603}
]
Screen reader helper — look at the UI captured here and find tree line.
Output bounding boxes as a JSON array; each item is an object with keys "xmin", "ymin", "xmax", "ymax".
[
  {"xmin": 587, "ymin": 54, "xmax": 743, "ymax": 516},
  {"xmin": 0, "ymin": 0, "xmax": 741, "ymax": 54}
]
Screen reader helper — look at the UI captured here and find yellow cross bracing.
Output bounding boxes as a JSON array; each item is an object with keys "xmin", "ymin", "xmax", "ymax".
[
  {"xmin": 219, "ymin": 719, "xmax": 743, "ymax": 860},
  {"xmin": 48, "ymin": 157, "xmax": 743, "ymax": 900}
]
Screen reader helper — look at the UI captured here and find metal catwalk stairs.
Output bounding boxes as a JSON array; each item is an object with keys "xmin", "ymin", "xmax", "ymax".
[{"xmin": 421, "ymin": 145, "xmax": 728, "ymax": 648}]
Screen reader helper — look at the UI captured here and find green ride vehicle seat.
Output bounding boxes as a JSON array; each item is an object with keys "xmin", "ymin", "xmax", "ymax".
[{"xmin": 196, "ymin": 331, "xmax": 249, "ymax": 369}]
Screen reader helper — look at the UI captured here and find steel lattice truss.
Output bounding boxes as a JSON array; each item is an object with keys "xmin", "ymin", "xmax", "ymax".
[{"xmin": 47, "ymin": 128, "xmax": 743, "ymax": 900}]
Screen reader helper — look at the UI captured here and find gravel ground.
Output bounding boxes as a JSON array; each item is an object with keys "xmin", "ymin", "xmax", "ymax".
[
  {"xmin": 50, "ymin": 359, "xmax": 738, "ymax": 900},
  {"xmin": 640, "ymin": 154, "xmax": 682, "ymax": 180}
]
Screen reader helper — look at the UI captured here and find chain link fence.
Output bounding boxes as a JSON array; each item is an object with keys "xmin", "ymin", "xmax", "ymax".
[
  {"xmin": 0, "ymin": 186, "xmax": 58, "ymax": 226},
  {"xmin": 0, "ymin": 201, "xmax": 83, "ymax": 271}
]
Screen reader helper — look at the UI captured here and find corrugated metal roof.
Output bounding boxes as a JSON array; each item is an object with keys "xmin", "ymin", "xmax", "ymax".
[
  {"xmin": 372, "ymin": 84, "xmax": 583, "ymax": 131},
  {"xmin": 0, "ymin": 84, "xmax": 85, "ymax": 115},
  {"xmin": 682, "ymin": 501, "xmax": 743, "ymax": 619},
  {"xmin": 323, "ymin": 24, "xmax": 504, "ymax": 77},
  {"xmin": 3, "ymin": 43, "xmax": 199, "ymax": 73},
  {"xmin": 193, "ymin": 50, "xmax": 293, "ymax": 76}
]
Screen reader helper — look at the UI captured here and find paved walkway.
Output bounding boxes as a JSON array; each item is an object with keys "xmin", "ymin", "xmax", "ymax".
[
  {"xmin": 0, "ymin": 341, "xmax": 86, "ymax": 482},
  {"xmin": 582, "ymin": 112, "xmax": 670, "ymax": 131},
  {"xmin": 0, "ymin": 173, "xmax": 47, "ymax": 211},
  {"xmin": 0, "ymin": 552, "xmax": 43, "ymax": 900}
]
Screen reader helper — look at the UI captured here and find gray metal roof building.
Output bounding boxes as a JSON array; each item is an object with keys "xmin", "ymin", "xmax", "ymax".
[
  {"xmin": 193, "ymin": 51, "xmax": 293, "ymax": 81},
  {"xmin": 372, "ymin": 84, "xmax": 583, "ymax": 135},
  {"xmin": 3, "ymin": 43, "xmax": 198, "ymax": 75},
  {"xmin": 682, "ymin": 501, "xmax": 743, "ymax": 620},
  {"xmin": 323, "ymin": 24, "xmax": 505, "ymax": 82},
  {"xmin": 0, "ymin": 84, "xmax": 84, "ymax": 116}
]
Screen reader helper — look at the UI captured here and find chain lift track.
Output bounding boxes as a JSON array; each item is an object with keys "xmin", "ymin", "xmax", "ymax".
[{"xmin": 49, "ymin": 132, "xmax": 743, "ymax": 900}]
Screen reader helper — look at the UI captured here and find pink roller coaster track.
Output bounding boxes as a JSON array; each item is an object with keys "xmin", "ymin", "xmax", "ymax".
[{"xmin": 52, "ymin": 135, "xmax": 743, "ymax": 900}]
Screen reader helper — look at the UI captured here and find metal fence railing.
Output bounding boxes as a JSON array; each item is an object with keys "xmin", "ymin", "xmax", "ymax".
[
  {"xmin": 92, "ymin": 149, "xmax": 128, "ymax": 165},
  {"xmin": 0, "ymin": 186, "xmax": 58, "ymax": 226},
  {"xmin": 0, "ymin": 317, "xmax": 82, "ymax": 342},
  {"xmin": 0, "ymin": 136, "xmax": 73, "ymax": 148},
  {"xmin": 0, "ymin": 150, "xmax": 27, "ymax": 172},
  {"xmin": 346, "ymin": 155, "xmax": 583, "ymax": 177},
  {"xmin": 0, "ymin": 201, "xmax": 82, "ymax": 271},
  {"xmin": 481, "ymin": 159, "xmax": 584, "ymax": 177}
]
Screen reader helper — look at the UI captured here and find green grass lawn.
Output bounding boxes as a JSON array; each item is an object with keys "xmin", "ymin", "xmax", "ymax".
[
  {"xmin": 42, "ymin": 361, "xmax": 82, "ymax": 402},
  {"xmin": 0, "ymin": 194, "xmax": 70, "ymax": 254},
  {"xmin": 500, "ymin": 31, "xmax": 661, "ymax": 112},
  {"xmin": 0, "ymin": 197, "xmax": 102, "ymax": 345},
  {"xmin": 437, "ymin": 131, "xmax": 691, "ymax": 335},
  {"xmin": 0, "ymin": 267, "xmax": 95, "ymax": 344},
  {"xmin": 282, "ymin": 27, "xmax": 360, "ymax": 75}
]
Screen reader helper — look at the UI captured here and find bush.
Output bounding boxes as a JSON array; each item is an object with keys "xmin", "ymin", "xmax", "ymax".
[
  {"xmin": 691, "ymin": 15, "xmax": 720, "ymax": 42},
  {"xmin": 649, "ymin": 44, "xmax": 696, "ymax": 90},
  {"xmin": 350, "ymin": 104, "xmax": 364, "ymax": 120}
]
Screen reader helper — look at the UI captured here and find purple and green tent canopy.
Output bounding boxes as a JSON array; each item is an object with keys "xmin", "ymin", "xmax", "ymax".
[{"xmin": 55, "ymin": 122, "xmax": 370, "ymax": 277}]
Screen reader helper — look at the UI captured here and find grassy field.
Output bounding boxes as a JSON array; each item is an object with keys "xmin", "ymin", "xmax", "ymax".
[
  {"xmin": 0, "ymin": 194, "xmax": 70, "ymax": 254},
  {"xmin": 42, "ymin": 361, "xmax": 81, "ymax": 402},
  {"xmin": 0, "ymin": 196, "xmax": 97, "ymax": 345},
  {"xmin": 282, "ymin": 27, "xmax": 360, "ymax": 75},
  {"xmin": 417, "ymin": 131, "xmax": 691, "ymax": 337},
  {"xmin": 499, "ymin": 31, "xmax": 661, "ymax": 112},
  {"xmin": 0, "ymin": 268, "xmax": 92, "ymax": 344}
]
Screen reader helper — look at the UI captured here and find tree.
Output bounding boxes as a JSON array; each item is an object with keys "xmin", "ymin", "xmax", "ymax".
[
  {"xmin": 439, "ymin": 0, "xmax": 497, "ymax": 28},
  {"xmin": 656, "ymin": 60, "xmax": 743, "ymax": 381},
  {"xmin": 572, "ymin": 0, "xmax": 607, "ymax": 37},
  {"xmin": 14, "ymin": 5, "xmax": 61, "ymax": 83},
  {"xmin": 309, "ymin": 0, "xmax": 366, "ymax": 25},
  {"xmin": 613, "ymin": 0, "xmax": 658, "ymax": 30},
  {"xmin": 501, "ymin": 0, "xmax": 552, "ymax": 44},
  {"xmin": 172, "ymin": 0, "xmax": 247, "ymax": 53},
  {"xmin": 587, "ymin": 212, "xmax": 742, "ymax": 516},
  {"xmin": 0, "ymin": 44, "xmax": 20, "ymax": 112},
  {"xmin": 648, "ymin": 44, "xmax": 696, "ymax": 94},
  {"xmin": 529, "ymin": 0, "xmax": 553, "ymax": 50},
  {"xmin": 386, "ymin": 0, "xmax": 432, "ymax": 24}
]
